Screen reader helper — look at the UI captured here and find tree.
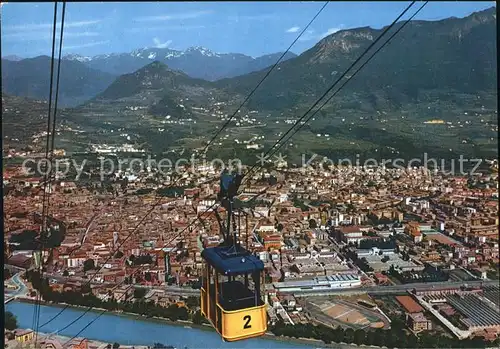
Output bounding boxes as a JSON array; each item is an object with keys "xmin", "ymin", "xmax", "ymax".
[
  {"xmin": 83, "ymin": 259, "xmax": 95, "ymax": 272},
  {"xmin": 192, "ymin": 310, "xmax": 205, "ymax": 325},
  {"xmin": 112, "ymin": 343, "xmax": 120, "ymax": 349},
  {"xmin": 132, "ymin": 254, "xmax": 153, "ymax": 265},
  {"xmin": 81, "ymin": 284, "xmax": 92, "ymax": 294},
  {"xmin": 185, "ymin": 296, "xmax": 199, "ymax": 308},
  {"xmin": 277, "ymin": 223, "xmax": 284, "ymax": 232},
  {"xmin": 309, "ymin": 219, "xmax": 317, "ymax": 229},
  {"xmin": 353, "ymin": 329, "xmax": 366, "ymax": 345},
  {"xmin": 115, "ymin": 250, "xmax": 124, "ymax": 258},
  {"xmin": 5, "ymin": 311, "xmax": 18, "ymax": 330},
  {"xmin": 62, "ymin": 270, "xmax": 69, "ymax": 277},
  {"xmin": 134, "ymin": 288, "xmax": 146, "ymax": 299},
  {"xmin": 344, "ymin": 327, "xmax": 355, "ymax": 343}
]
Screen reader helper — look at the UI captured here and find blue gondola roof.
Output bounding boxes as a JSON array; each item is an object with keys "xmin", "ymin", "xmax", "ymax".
[
  {"xmin": 202, "ymin": 246, "xmax": 264, "ymax": 276},
  {"xmin": 220, "ymin": 173, "xmax": 235, "ymax": 191}
]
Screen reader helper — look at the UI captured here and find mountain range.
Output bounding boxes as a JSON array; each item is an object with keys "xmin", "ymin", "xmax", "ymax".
[
  {"xmin": 2, "ymin": 7, "xmax": 497, "ymax": 160},
  {"xmin": 87, "ymin": 7, "xmax": 496, "ymax": 115},
  {"xmin": 1, "ymin": 56, "xmax": 116, "ymax": 107},
  {"xmin": 216, "ymin": 7, "xmax": 497, "ymax": 113},
  {"xmin": 62, "ymin": 47, "xmax": 297, "ymax": 80},
  {"xmin": 1, "ymin": 46, "xmax": 296, "ymax": 106}
]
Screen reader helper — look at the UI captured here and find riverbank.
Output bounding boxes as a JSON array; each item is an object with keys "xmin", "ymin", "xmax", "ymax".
[
  {"xmin": 18, "ymin": 297, "xmax": 214, "ymax": 332},
  {"xmin": 15, "ymin": 298, "xmax": 332, "ymax": 348},
  {"xmin": 8, "ymin": 300, "xmax": 317, "ymax": 348},
  {"xmin": 6, "ymin": 330, "xmax": 149, "ymax": 349}
]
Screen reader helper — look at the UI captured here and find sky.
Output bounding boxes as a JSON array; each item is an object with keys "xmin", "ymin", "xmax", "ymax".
[{"xmin": 1, "ymin": 1, "xmax": 496, "ymax": 58}]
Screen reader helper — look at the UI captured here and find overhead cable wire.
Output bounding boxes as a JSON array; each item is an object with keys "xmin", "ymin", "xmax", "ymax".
[
  {"xmin": 40, "ymin": 0, "xmax": 420, "ymax": 334},
  {"xmin": 38, "ymin": 174, "xmax": 218, "ymax": 328},
  {"xmin": 54, "ymin": 185, "xmax": 274, "ymax": 341},
  {"xmin": 33, "ymin": 1, "xmax": 62, "ymax": 343},
  {"xmin": 40, "ymin": 166, "xmax": 270, "ymax": 328},
  {"xmin": 264, "ymin": 1, "xmax": 429, "ymax": 165},
  {"xmin": 35, "ymin": 2, "xmax": 67, "ymax": 341},
  {"xmin": 243, "ymin": 0, "xmax": 418, "ymax": 180},
  {"xmin": 29, "ymin": 0, "xmax": 327, "ymax": 336},
  {"xmin": 50, "ymin": 1, "xmax": 66, "ymax": 158},
  {"xmin": 56, "ymin": 205, "xmax": 213, "ymax": 338},
  {"xmin": 202, "ymin": 1, "xmax": 330, "ymax": 154}
]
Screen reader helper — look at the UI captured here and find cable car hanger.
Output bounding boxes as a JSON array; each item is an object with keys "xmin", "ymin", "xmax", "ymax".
[{"xmin": 200, "ymin": 170, "xmax": 267, "ymax": 342}]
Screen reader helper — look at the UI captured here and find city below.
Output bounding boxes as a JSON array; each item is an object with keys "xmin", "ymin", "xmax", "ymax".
[
  {"xmin": 4, "ymin": 158, "xmax": 500, "ymax": 348},
  {"xmin": 2, "ymin": 2, "xmax": 499, "ymax": 349}
]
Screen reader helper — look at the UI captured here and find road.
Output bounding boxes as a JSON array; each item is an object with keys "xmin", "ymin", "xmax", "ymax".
[
  {"xmin": 5, "ymin": 264, "xmax": 200, "ymax": 296},
  {"xmin": 11, "ymin": 272, "xmax": 29, "ymax": 296},
  {"xmin": 43, "ymin": 273, "xmax": 200, "ymax": 295},
  {"xmin": 82, "ymin": 212, "xmax": 99, "ymax": 245},
  {"xmin": 5, "ymin": 272, "xmax": 30, "ymax": 303},
  {"xmin": 5, "ymin": 272, "xmax": 29, "ymax": 297},
  {"xmin": 286, "ymin": 279, "xmax": 499, "ymax": 296},
  {"xmin": 8, "ymin": 265, "xmax": 498, "ymax": 299}
]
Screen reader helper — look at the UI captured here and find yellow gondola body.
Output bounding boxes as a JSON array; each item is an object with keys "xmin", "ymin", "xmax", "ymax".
[{"xmin": 200, "ymin": 245, "xmax": 267, "ymax": 341}]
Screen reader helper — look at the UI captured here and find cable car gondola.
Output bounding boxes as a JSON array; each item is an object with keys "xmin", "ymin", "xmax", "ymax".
[{"xmin": 200, "ymin": 171, "xmax": 267, "ymax": 342}]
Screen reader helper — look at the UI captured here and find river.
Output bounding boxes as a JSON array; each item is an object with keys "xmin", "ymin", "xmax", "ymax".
[{"xmin": 6, "ymin": 301, "xmax": 319, "ymax": 348}]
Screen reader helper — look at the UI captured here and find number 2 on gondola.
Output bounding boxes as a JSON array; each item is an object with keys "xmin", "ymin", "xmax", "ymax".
[{"xmin": 243, "ymin": 315, "xmax": 252, "ymax": 329}]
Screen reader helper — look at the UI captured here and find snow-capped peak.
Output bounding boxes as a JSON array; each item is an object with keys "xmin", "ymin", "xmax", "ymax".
[
  {"xmin": 61, "ymin": 45, "xmax": 223, "ymax": 63},
  {"xmin": 185, "ymin": 46, "xmax": 220, "ymax": 57},
  {"xmin": 131, "ymin": 49, "xmax": 145, "ymax": 58},
  {"xmin": 63, "ymin": 53, "xmax": 92, "ymax": 62},
  {"xmin": 164, "ymin": 50, "xmax": 183, "ymax": 59},
  {"xmin": 130, "ymin": 48, "xmax": 184, "ymax": 60},
  {"xmin": 94, "ymin": 53, "xmax": 119, "ymax": 60}
]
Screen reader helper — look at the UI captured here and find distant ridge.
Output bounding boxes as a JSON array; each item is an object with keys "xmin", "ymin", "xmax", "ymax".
[{"xmin": 62, "ymin": 46, "xmax": 298, "ymax": 80}]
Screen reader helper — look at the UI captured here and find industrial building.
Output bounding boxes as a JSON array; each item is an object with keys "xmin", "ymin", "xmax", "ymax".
[
  {"xmin": 446, "ymin": 293, "xmax": 500, "ymax": 332},
  {"xmin": 272, "ymin": 273, "xmax": 361, "ymax": 292}
]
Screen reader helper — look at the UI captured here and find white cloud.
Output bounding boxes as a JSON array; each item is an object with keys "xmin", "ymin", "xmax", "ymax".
[
  {"xmin": 2, "ymin": 19, "xmax": 104, "ymax": 42},
  {"xmin": 3, "ymin": 31, "xmax": 100, "ymax": 41},
  {"xmin": 63, "ymin": 40, "xmax": 110, "ymax": 51},
  {"xmin": 319, "ymin": 27, "xmax": 341, "ymax": 39},
  {"xmin": 136, "ymin": 10, "xmax": 212, "ymax": 22},
  {"xmin": 153, "ymin": 38, "xmax": 172, "ymax": 49},
  {"xmin": 298, "ymin": 27, "xmax": 343, "ymax": 42},
  {"xmin": 64, "ymin": 20, "xmax": 103, "ymax": 29},
  {"xmin": 66, "ymin": 32, "xmax": 101, "ymax": 38},
  {"xmin": 4, "ymin": 20, "xmax": 102, "ymax": 32},
  {"xmin": 298, "ymin": 29, "xmax": 317, "ymax": 42},
  {"xmin": 286, "ymin": 26, "xmax": 300, "ymax": 33}
]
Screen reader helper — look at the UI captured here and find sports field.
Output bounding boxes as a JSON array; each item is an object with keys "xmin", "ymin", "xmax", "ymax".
[{"xmin": 308, "ymin": 297, "xmax": 386, "ymax": 329}]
